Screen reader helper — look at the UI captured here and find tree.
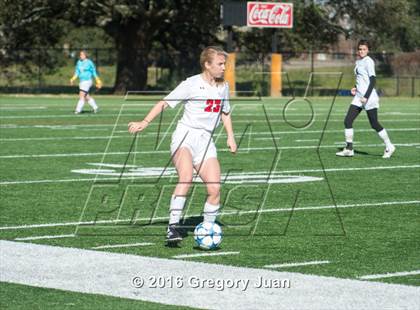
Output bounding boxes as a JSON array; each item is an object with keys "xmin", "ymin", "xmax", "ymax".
[
  {"xmin": 0, "ymin": 0, "xmax": 67, "ymax": 83},
  {"xmin": 1, "ymin": 0, "xmax": 222, "ymax": 92},
  {"xmin": 65, "ymin": 0, "xmax": 222, "ymax": 93},
  {"xmin": 236, "ymin": 1, "xmax": 344, "ymax": 54},
  {"xmin": 236, "ymin": 0, "xmax": 420, "ymax": 54},
  {"xmin": 2, "ymin": 0, "xmax": 418, "ymax": 91},
  {"xmin": 325, "ymin": 0, "xmax": 420, "ymax": 51}
]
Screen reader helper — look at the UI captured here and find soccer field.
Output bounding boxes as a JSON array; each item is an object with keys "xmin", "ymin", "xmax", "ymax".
[{"xmin": 0, "ymin": 95, "xmax": 419, "ymax": 309}]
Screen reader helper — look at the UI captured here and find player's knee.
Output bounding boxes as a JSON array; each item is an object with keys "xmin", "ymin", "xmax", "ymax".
[
  {"xmin": 206, "ymin": 183, "xmax": 220, "ymax": 198},
  {"xmin": 178, "ymin": 175, "xmax": 193, "ymax": 188}
]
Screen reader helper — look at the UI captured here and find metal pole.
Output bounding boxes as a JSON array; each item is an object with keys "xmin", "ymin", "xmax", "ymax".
[
  {"xmin": 38, "ymin": 48, "xmax": 41, "ymax": 89},
  {"xmin": 396, "ymin": 76, "xmax": 400, "ymax": 96},
  {"xmin": 412, "ymin": 77, "xmax": 415, "ymax": 98},
  {"xmin": 227, "ymin": 26, "xmax": 233, "ymax": 53},
  {"xmin": 271, "ymin": 29, "xmax": 277, "ymax": 53}
]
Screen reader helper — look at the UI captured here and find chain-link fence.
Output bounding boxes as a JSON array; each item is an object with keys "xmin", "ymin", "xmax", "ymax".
[{"xmin": 0, "ymin": 48, "xmax": 419, "ymax": 97}]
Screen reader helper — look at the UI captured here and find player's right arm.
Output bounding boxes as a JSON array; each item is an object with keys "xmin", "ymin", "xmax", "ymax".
[
  {"xmin": 128, "ymin": 79, "xmax": 189, "ymax": 133},
  {"xmin": 70, "ymin": 61, "xmax": 80, "ymax": 85},
  {"xmin": 128, "ymin": 100, "xmax": 169, "ymax": 133}
]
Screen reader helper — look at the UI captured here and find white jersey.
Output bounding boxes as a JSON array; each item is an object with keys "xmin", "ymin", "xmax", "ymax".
[
  {"xmin": 354, "ymin": 56, "xmax": 377, "ymax": 98},
  {"xmin": 164, "ymin": 74, "xmax": 230, "ymax": 132}
]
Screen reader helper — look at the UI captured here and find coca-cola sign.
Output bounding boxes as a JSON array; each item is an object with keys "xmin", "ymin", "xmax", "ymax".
[{"xmin": 247, "ymin": 2, "xmax": 293, "ymax": 28}]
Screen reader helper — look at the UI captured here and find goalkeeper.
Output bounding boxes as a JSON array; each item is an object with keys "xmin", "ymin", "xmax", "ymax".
[{"xmin": 70, "ymin": 50, "xmax": 102, "ymax": 114}]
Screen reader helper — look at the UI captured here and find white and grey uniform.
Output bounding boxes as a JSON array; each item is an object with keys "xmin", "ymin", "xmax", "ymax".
[
  {"xmin": 351, "ymin": 55, "xmax": 379, "ymax": 110},
  {"xmin": 164, "ymin": 74, "xmax": 230, "ymax": 166}
]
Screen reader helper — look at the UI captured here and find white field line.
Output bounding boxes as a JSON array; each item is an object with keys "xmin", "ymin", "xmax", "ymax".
[
  {"xmin": 1, "ymin": 200, "xmax": 418, "ymax": 231},
  {"xmin": 14, "ymin": 234, "xmax": 76, "ymax": 241},
  {"xmin": 0, "ymin": 115, "xmax": 418, "ymax": 124},
  {"xmin": 1, "ymin": 164, "xmax": 420, "ymax": 185},
  {"xmin": 359, "ymin": 270, "xmax": 420, "ymax": 280},
  {"xmin": 2, "ymin": 111, "xmax": 420, "ymax": 118},
  {"xmin": 0, "ymin": 107, "xmax": 47, "ymax": 110},
  {"xmin": 91, "ymin": 242, "xmax": 154, "ymax": 249},
  {"xmin": 264, "ymin": 260, "xmax": 330, "ymax": 268},
  {"xmin": 1, "ymin": 126, "xmax": 419, "ymax": 142},
  {"xmin": 296, "ymin": 139, "xmax": 320, "ymax": 142},
  {"xmin": 1, "ymin": 142, "xmax": 418, "ymax": 159},
  {"xmin": 0, "ymin": 136, "xmax": 126, "ymax": 141},
  {"xmin": 0, "ymin": 113, "xmax": 156, "ymax": 119},
  {"xmin": 1, "ymin": 124, "xmax": 418, "ymax": 136},
  {"xmin": 173, "ymin": 251, "xmax": 240, "ymax": 259},
  {"xmin": 3, "ymin": 241, "xmax": 419, "ymax": 310}
]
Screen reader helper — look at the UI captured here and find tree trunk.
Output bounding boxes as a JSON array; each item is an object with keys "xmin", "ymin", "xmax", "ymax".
[{"xmin": 112, "ymin": 21, "xmax": 150, "ymax": 94}]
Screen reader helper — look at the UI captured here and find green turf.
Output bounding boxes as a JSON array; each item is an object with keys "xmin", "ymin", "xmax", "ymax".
[
  {"xmin": 0, "ymin": 282, "xmax": 193, "ymax": 310},
  {"xmin": 0, "ymin": 95, "xmax": 419, "ymax": 307}
]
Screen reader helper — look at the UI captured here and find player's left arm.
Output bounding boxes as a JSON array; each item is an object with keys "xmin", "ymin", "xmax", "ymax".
[
  {"xmin": 222, "ymin": 112, "xmax": 237, "ymax": 154},
  {"xmin": 361, "ymin": 58, "xmax": 376, "ymax": 103}
]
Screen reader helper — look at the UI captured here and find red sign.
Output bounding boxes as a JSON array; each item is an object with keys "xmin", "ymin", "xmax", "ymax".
[{"xmin": 247, "ymin": 2, "xmax": 293, "ymax": 28}]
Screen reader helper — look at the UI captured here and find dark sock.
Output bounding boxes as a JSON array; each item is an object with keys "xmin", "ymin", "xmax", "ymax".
[{"xmin": 346, "ymin": 142, "xmax": 353, "ymax": 150}]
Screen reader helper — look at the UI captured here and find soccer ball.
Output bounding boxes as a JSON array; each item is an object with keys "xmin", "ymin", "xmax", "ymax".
[{"xmin": 194, "ymin": 222, "xmax": 223, "ymax": 250}]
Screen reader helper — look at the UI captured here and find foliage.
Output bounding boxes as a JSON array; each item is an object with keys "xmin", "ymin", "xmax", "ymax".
[
  {"xmin": 325, "ymin": 0, "xmax": 420, "ymax": 52},
  {"xmin": 0, "ymin": 0, "xmax": 67, "ymax": 83},
  {"xmin": 236, "ymin": 2, "xmax": 344, "ymax": 54},
  {"xmin": 1, "ymin": 0, "xmax": 419, "ymax": 92}
]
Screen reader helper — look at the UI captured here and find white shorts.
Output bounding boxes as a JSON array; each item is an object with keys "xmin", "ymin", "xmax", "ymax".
[
  {"xmin": 350, "ymin": 93, "xmax": 379, "ymax": 111},
  {"xmin": 170, "ymin": 123, "xmax": 217, "ymax": 166},
  {"xmin": 79, "ymin": 80, "xmax": 93, "ymax": 93}
]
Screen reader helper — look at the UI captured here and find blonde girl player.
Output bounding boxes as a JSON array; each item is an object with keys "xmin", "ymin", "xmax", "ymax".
[
  {"xmin": 70, "ymin": 50, "xmax": 102, "ymax": 114},
  {"xmin": 128, "ymin": 46, "xmax": 237, "ymax": 244},
  {"xmin": 336, "ymin": 40, "xmax": 395, "ymax": 158}
]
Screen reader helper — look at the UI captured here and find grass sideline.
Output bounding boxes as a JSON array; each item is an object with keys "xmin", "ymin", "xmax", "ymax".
[{"xmin": 0, "ymin": 95, "xmax": 419, "ymax": 308}]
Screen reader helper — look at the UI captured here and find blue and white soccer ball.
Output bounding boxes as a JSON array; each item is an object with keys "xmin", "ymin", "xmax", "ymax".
[{"xmin": 194, "ymin": 222, "xmax": 223, "ymax": 250}]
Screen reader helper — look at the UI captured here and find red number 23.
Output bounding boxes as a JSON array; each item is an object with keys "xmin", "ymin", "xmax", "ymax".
[{"xmin": 204, "ymin": 99, "xmax": 221, "ymax": 113}]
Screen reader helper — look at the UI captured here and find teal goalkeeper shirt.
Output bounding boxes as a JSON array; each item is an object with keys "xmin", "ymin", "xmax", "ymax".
[{"xmin": 74, "ymin": 59, "xmax": 98, "ymax": 82}]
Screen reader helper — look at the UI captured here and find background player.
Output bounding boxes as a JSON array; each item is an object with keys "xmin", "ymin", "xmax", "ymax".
[
  {"xmin": 70, "ymin": 50, "xmax": 102, "ymax": 114},
  {"xmin": 128, "ymin": 46, "xmax": 237, "ymax": 244},
  {"xmin": 336, "ymin": 40, "xmax": 395, "ymax": 158}
]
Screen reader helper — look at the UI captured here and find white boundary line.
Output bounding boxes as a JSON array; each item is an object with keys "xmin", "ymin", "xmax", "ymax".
[
  {"xmin": 264, "ymin": 260, "xmax": 330, "ymax": 268},
  {"xmin": 295, "ymin": 139, "xmax": 319, "ymax": 142},
  {"xmin": 1, "ymin": 143, "xmax": 418, "ymax": 159},
  {"xmin": 91, "ymin": 242, "xmax": 155, "ymax": 249},
  {"xmin": 1, "ymin": 200, "xmax": 418, "ymax": 231},
  {"xmin": 1, "ymin": 125, "xmax": 418, "ymax": 135},
  {"xmin": 359, "ymin": 270, "xmax": 420, "ymax": 280},
  {"xmin": 173, "ymin": 251, "xmax": 240, "ymax": 259},
  {"xmin": 2, "ymin": 112, "xmax": 419, "ymax": 119},
  {"xmin": 3, "ymin": 240, "xmax": 419, "ymax": 309},
  {"xmin": 14, "ymin": 234, "xmax": 76, "ymax": 241},
  {"xmin": 1, "ymin": 116, "xmax": 418, "ymax": 123},
  {"xmin": 2, "ymin": 126, "xmax": 419, "ymax": 141}
]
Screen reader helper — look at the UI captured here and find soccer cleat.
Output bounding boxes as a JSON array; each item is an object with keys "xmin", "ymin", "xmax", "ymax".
[
  {"xmin": 93, "ymin": 108, "xmax": 99, "ymax": 114},
  {"xmin": 74, "ymin": 111, "xmax": 80, "ymax": 114},
  {"xmin": 336, "ymin": 148, "xmax": 354, "ymax": 157},
  {"xmin": 166, "ymin": 224, "xmax": 182, "ymax": 244},
  {"xmin": 383, "ymin": 144, "xmax": 396, "ymax": 158}
]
